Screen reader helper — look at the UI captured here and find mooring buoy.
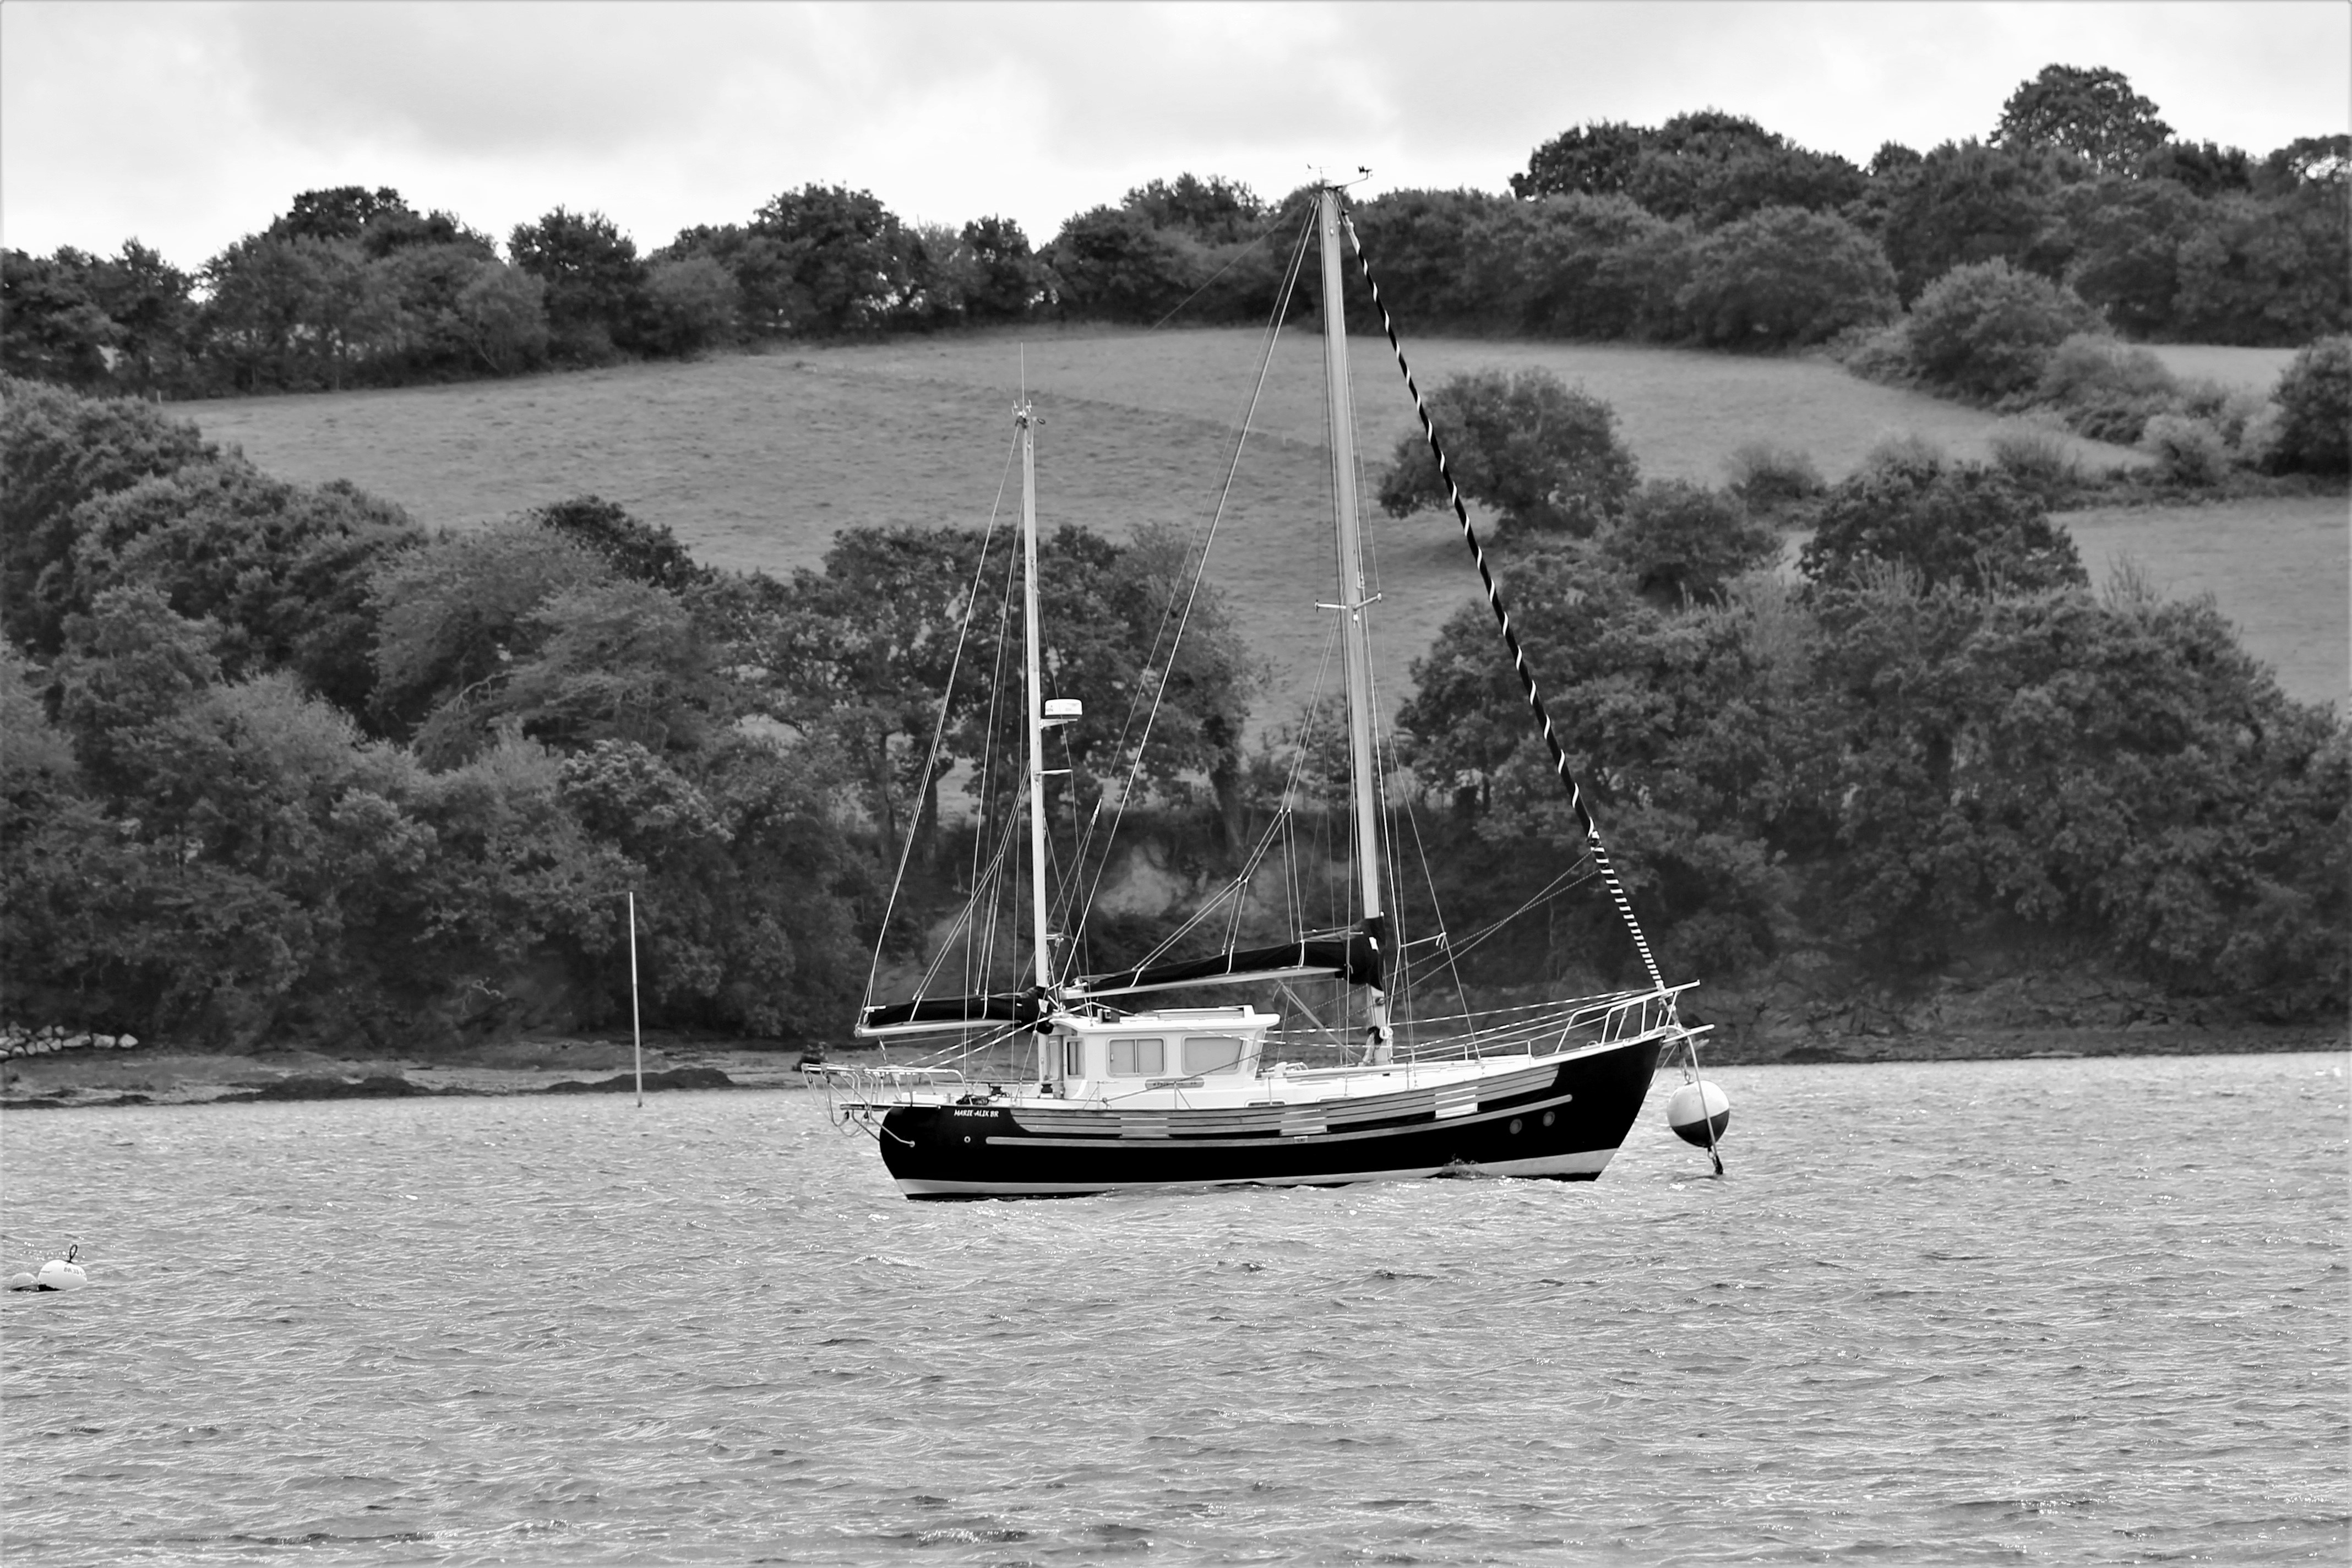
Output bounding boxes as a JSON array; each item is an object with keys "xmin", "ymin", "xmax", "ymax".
[{"xmin": 1666, "ymin": 1080, "xmax": 1731, "ymax": 1148}]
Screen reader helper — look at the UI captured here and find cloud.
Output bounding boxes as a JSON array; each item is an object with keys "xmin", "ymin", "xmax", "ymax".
[{"xmin": 3, "ymin": 1, "xmax": 2344, "ymax": 270}]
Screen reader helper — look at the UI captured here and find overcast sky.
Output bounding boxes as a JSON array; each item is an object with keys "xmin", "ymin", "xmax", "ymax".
[{"xmin": 4, "ymin": 2, "xmax": 2346, "ymax": 270}]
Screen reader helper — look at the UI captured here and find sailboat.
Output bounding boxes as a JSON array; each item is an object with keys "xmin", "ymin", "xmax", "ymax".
[{"xmin": 810, "ymin": 183, "xmax": 1723, "ymax": 1199}]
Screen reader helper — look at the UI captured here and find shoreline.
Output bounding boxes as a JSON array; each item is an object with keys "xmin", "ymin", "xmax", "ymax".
[{"xmin": 3, "ymin": 1023, "xmax": 2343, "ymax": 1109}]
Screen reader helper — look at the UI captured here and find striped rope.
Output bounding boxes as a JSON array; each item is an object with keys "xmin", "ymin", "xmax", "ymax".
[{"xmin": 1338, "ymin": 205, "xmax": 1667, "ymax": 994}]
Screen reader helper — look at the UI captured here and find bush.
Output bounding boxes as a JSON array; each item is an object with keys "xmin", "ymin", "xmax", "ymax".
[
  {"xmin": 2269, "ymin": 334, "xmax": 2350, "ymax": 473},
  {"xmin": 1830, "ymin": 320, "xmax": 1914, "ymax": 385},
  {"xmin": 2139, "ymin": 413, "xmax": 2232, "ymax": 486},
  {"xmin": 1985, "ymin": 417, "xmax": 2083, "ymax": 496},
  {"xmin": 1722, "ymin": 441, "xmax": 1825, "ymax": 518},
  {"xmin": 2177, "ymin": 379, "xmax": 2267, "ymax": 451},
  {"xmin": 1859, "ymin": 431, "xmax": 1949, "ymax": 473},
  {"xmin": 2034, "ymin": 331, "xmax": 2179, "ymax": 444},
  {"xmin": 1904, "ymin": 259, "xmax": 2103, "ymax": 399}
]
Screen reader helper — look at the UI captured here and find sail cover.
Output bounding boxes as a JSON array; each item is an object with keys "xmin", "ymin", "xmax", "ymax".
[
  {"xmin": 860, "ymin": 991, "xmax": 1042, "ymax": 1030},
  {"xmin": 1077, "ymin": 929, "xmax": 1384, "ymax": 997}
]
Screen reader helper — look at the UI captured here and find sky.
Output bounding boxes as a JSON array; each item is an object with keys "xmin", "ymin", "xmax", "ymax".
[{"xmin": 4, "ymin": 1, "xmax": 2346, "ymax": 271}]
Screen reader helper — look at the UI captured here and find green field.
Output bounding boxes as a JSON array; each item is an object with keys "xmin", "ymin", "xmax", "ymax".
[
  {"xmin": 2059, "ymin": 494, "xmax": 2348, "ymax": 710},
  {"xmin": 2143, "ymin": 343, "xmax": 2297, "ymax": 392},
  {"xmin": 187, "ymin": 328, "xmax": 2342, "ymax": 721}
]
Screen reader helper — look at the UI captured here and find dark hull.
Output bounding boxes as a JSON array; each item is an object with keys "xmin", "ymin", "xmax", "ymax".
[{"xmin": 878, "ymin": 1037, "xmax": 1664, "ymax": 1199}]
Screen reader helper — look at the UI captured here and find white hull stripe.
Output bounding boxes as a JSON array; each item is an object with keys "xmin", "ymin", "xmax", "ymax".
[
  {"xmin": 989, "ymin": 1087, "xmax": 1583, "ymax": 1150},
  {"xmin": 894, "ymin": 1147, "xmax": 1618, "ymax": 1197}
]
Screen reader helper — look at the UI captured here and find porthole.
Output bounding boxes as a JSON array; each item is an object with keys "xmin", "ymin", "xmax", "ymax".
[
  {"xmin": 1541, "ymin": 1110, "xmax": 1555, "ymax": 1126},
  {"xmin": 1509, "ymin": 1118, "xmax": 1523, "ymax": 1134}
]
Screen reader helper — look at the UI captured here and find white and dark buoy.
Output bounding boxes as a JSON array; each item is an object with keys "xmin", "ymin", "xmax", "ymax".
[
  {"xmin": 1667, "ymin": 1079, "xmax": 1730, "ymax": 1174},
  {"xmin": 8, "ymin": 1244, "xmax": 88, "ymax": 1293}
]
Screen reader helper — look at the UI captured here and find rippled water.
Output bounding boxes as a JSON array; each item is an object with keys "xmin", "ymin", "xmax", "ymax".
[{"xmin": 3, "ymin": 1052, "xmax": 2345, "ymax": 1566}]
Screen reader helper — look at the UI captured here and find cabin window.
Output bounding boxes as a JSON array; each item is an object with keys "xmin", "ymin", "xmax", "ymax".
[
  {"xmin": 1107, "ymin": 1037, "xmax": 1166, "ymax": 1076},
  {"xmin": 1182, "ymin": 1036, "xmax": 1246, "ymax": 1074},
  {"xmin": 1062, "ymin": 1039, "xmax": 1084, "ymax": 1079}
]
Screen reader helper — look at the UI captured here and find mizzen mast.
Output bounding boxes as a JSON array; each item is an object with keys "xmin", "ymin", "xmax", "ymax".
[{"xmin": 1316, "ymin": 184, "xmax": 1393, "ymax": 1065}]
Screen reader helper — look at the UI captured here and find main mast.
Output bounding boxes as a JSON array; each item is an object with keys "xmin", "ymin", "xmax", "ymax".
[
  {"xmin": 1317, "ymin": 185, "xmax": 1392, "ymax": 1064},
  {"xmin": 1016, "ymin": 404, "xmax": 1054, "ymax": 1076}
]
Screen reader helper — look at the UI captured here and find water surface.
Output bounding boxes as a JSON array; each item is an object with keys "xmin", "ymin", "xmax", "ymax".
[{"xmin": 4, "ymin": 1052, "xmax": 2344, "ymax": 1564}]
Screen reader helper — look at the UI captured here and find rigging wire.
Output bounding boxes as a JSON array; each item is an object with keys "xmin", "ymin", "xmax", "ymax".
[
  {"xmin": 1059, "ymin": 208, "xmax": 1321, "ymax": 979},
  {"xmin": 1338, "ymin": 199, "xmax": 1670, "ymax": 995},
  {"xmin": 862, "ymin": 431, "xmax": 1020, "ymax": 1014}
]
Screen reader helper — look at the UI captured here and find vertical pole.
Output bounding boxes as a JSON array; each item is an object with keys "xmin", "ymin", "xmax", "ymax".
[
  {"xmin": 1317, "ymin": 186, "xmax": 1392, "ymax": 1065},
  {"xmin": 628, "ymin": 890, "xmax": 644, "ymax": 1108},
  {"xmin": 1017, "ymin": 404, "xmax": 1055, "ymax": 1090}
]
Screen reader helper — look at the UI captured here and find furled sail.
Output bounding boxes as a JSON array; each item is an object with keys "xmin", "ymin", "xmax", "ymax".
[
  {"xmin": 859, "ymin": 991, "xmax": 1043, "ymax": 1031},
  {"xmin": 1076, "ymin": 925, "xmax": 1384, "ymax": 998}
]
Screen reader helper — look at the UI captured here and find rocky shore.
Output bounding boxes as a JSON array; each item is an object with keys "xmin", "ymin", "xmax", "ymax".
[
  {"xmin": 1, "ymin": 1022, "xmax": 2340, "ymax": 1110},
  {"xmin": 0, "ymin": 1036, "xmax": 813, "ymax": 1110}
]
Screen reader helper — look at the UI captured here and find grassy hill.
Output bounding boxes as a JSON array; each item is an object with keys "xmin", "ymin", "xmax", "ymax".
[{"xmin": 187, "ymin": 328, "xmax": 2340, "ymax": 721}]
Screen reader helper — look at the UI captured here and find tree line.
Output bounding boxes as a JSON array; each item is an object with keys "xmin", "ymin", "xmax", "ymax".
[
  {"xmin": 1373, "ymin": 374, "xmax": 2348, "ymax": 1020},
  {"xmin": 5, "ymin": 371, "xmax": 2340, "ymax": 1050},
  {"xmin": 0, "ymin": 378, "xmax": 1255, "ymax": 1048},
  {"xmin": 5, "ymin": 66, "xmax": 2344, "ymax": 402}
]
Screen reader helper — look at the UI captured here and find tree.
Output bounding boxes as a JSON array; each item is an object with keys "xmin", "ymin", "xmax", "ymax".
[
  {"xmin": 2, "ymin": 249, "xmax": 124, "ymax": 389},
  {"xmin": 2269, "ymin": 335, "xmax": 2351, "ymax": 473},
  {"xmin": 528, "ymin": 496, "xmax": 706, "ymax": 592},
  {"xmin": 453, "ymin": 260, "xmax": 549, "ymax": 374},
  {"xmin": 1596, "ymin": 480, "xmax": 1781, "ymax": 606},
  {"xmin": 464, "ymin": 579, "xmax": 727, "ymax": 759},
  {"xmin": 198, "ymin": 234, "xmax": 335, "ymax": 391},
  {"xmin": 1995, "ymin": 64, "xmax": 2173, "ymax": 174},
  {"xmin": 957, "ymin": 216, "xmax": 1043, "ymax": 321},
  {"xmin": 367, "ymin": 519, "xmax": 614, "ymax": 743},
  {"xmin": 747, "ymin": 185, "xmax": 909, "ymax": 335},
  {"xmin": 1877, "ymin": 140, "xmax": 2075, "ymax": 303},
  {"xmin": 1799, "ymin": 448, "xmax": 2086, "ymax": 596},
  {"xmin": 1376, "ymin": 368, "xmax": 1638, "ymax": 536},
  {"xmin": 1043, "ymin": 205, "xmax": 1199, "ymax": 322},
  {"xmin": 2170, "ymin": 189, "xmax": 2352, "ymax": 346},
  {"xmin": 508, "ymin": 208, "xmax": 645, "ymax": 360},
  {"xmin": 1348, "ymin": 188, "xmax": 1515, "ymax": 325},
  {"xmin": 80, "ymin": 241, "xmax": 194, "ymax": 394},
  {"xmin": 1512, "ymin": 121, "xmax": 1651, "ymax": 200},
  {"xmin": 1472, "ymin": 193, "xmax": 1683, "ymax": 339},
  {"xmin": 2139, "ymin": 140, "xmax": 2255, "ymax": 197},
  {"xmin": 1121, "ymin": 174, "xmax": 1267, "ymax": 243},
  {"xmin": 1, "ymin": 378, "xmax": 216, "ymax": 655},
  {"xmin": 1511, "ymin": 113, "xmax": 1863, "ymax": 227},
  {"xmin": 62, "ymin": 460, "xmax": 422, "ymax": 714},
  {"xmin": 2058, "ymin": 178, "xmax": 2211, "ymax": 337},
  {"xmin": 1676, "ymin": 206, "xmax": 1897, "ymax": 349},
  {"xmin": 640, "ymin": 254, "xmax": 739, "ymax": 355},
  {"xmin": 271, "ymin": 186, "xmax": 412, "ymax": 245}
]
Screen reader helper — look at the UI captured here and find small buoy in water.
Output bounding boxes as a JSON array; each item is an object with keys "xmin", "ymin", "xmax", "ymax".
[
  {"xmin": 33, "ymin": 1257, "xmax": 88, "ymax": 1292},
  {"xmin": 4, "ymin": 1272, "xmax": 36, "ymax": 1292},
  {"xmin": 1667, "ymin": 1080, "xmax": 1731, "ymax": 1148}
]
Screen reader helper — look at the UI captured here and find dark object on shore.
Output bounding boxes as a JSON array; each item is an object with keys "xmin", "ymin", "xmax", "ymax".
[
  {"xmin": 216, "ymin": 1074, "xmax": 427, "ymax": 1103},
  {"xmin": 543, "ymin": 1066, "xmax": 736, "ymax": 1095}
]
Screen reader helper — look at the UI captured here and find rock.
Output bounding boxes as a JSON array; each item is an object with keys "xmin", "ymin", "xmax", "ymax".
[
  {"xmin": 216, "ymin": 1074, "xmax": 426, "ymax": 1103},
  {"xmin": 543, "ymin": 1066, "xmax": 736, "ymax": 1095}
]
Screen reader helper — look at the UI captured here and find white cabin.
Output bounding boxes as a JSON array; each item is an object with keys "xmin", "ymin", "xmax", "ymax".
[{"xmin": 1048, "ymin": 1005, "xmax": 1277, "ymax": 1097}]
